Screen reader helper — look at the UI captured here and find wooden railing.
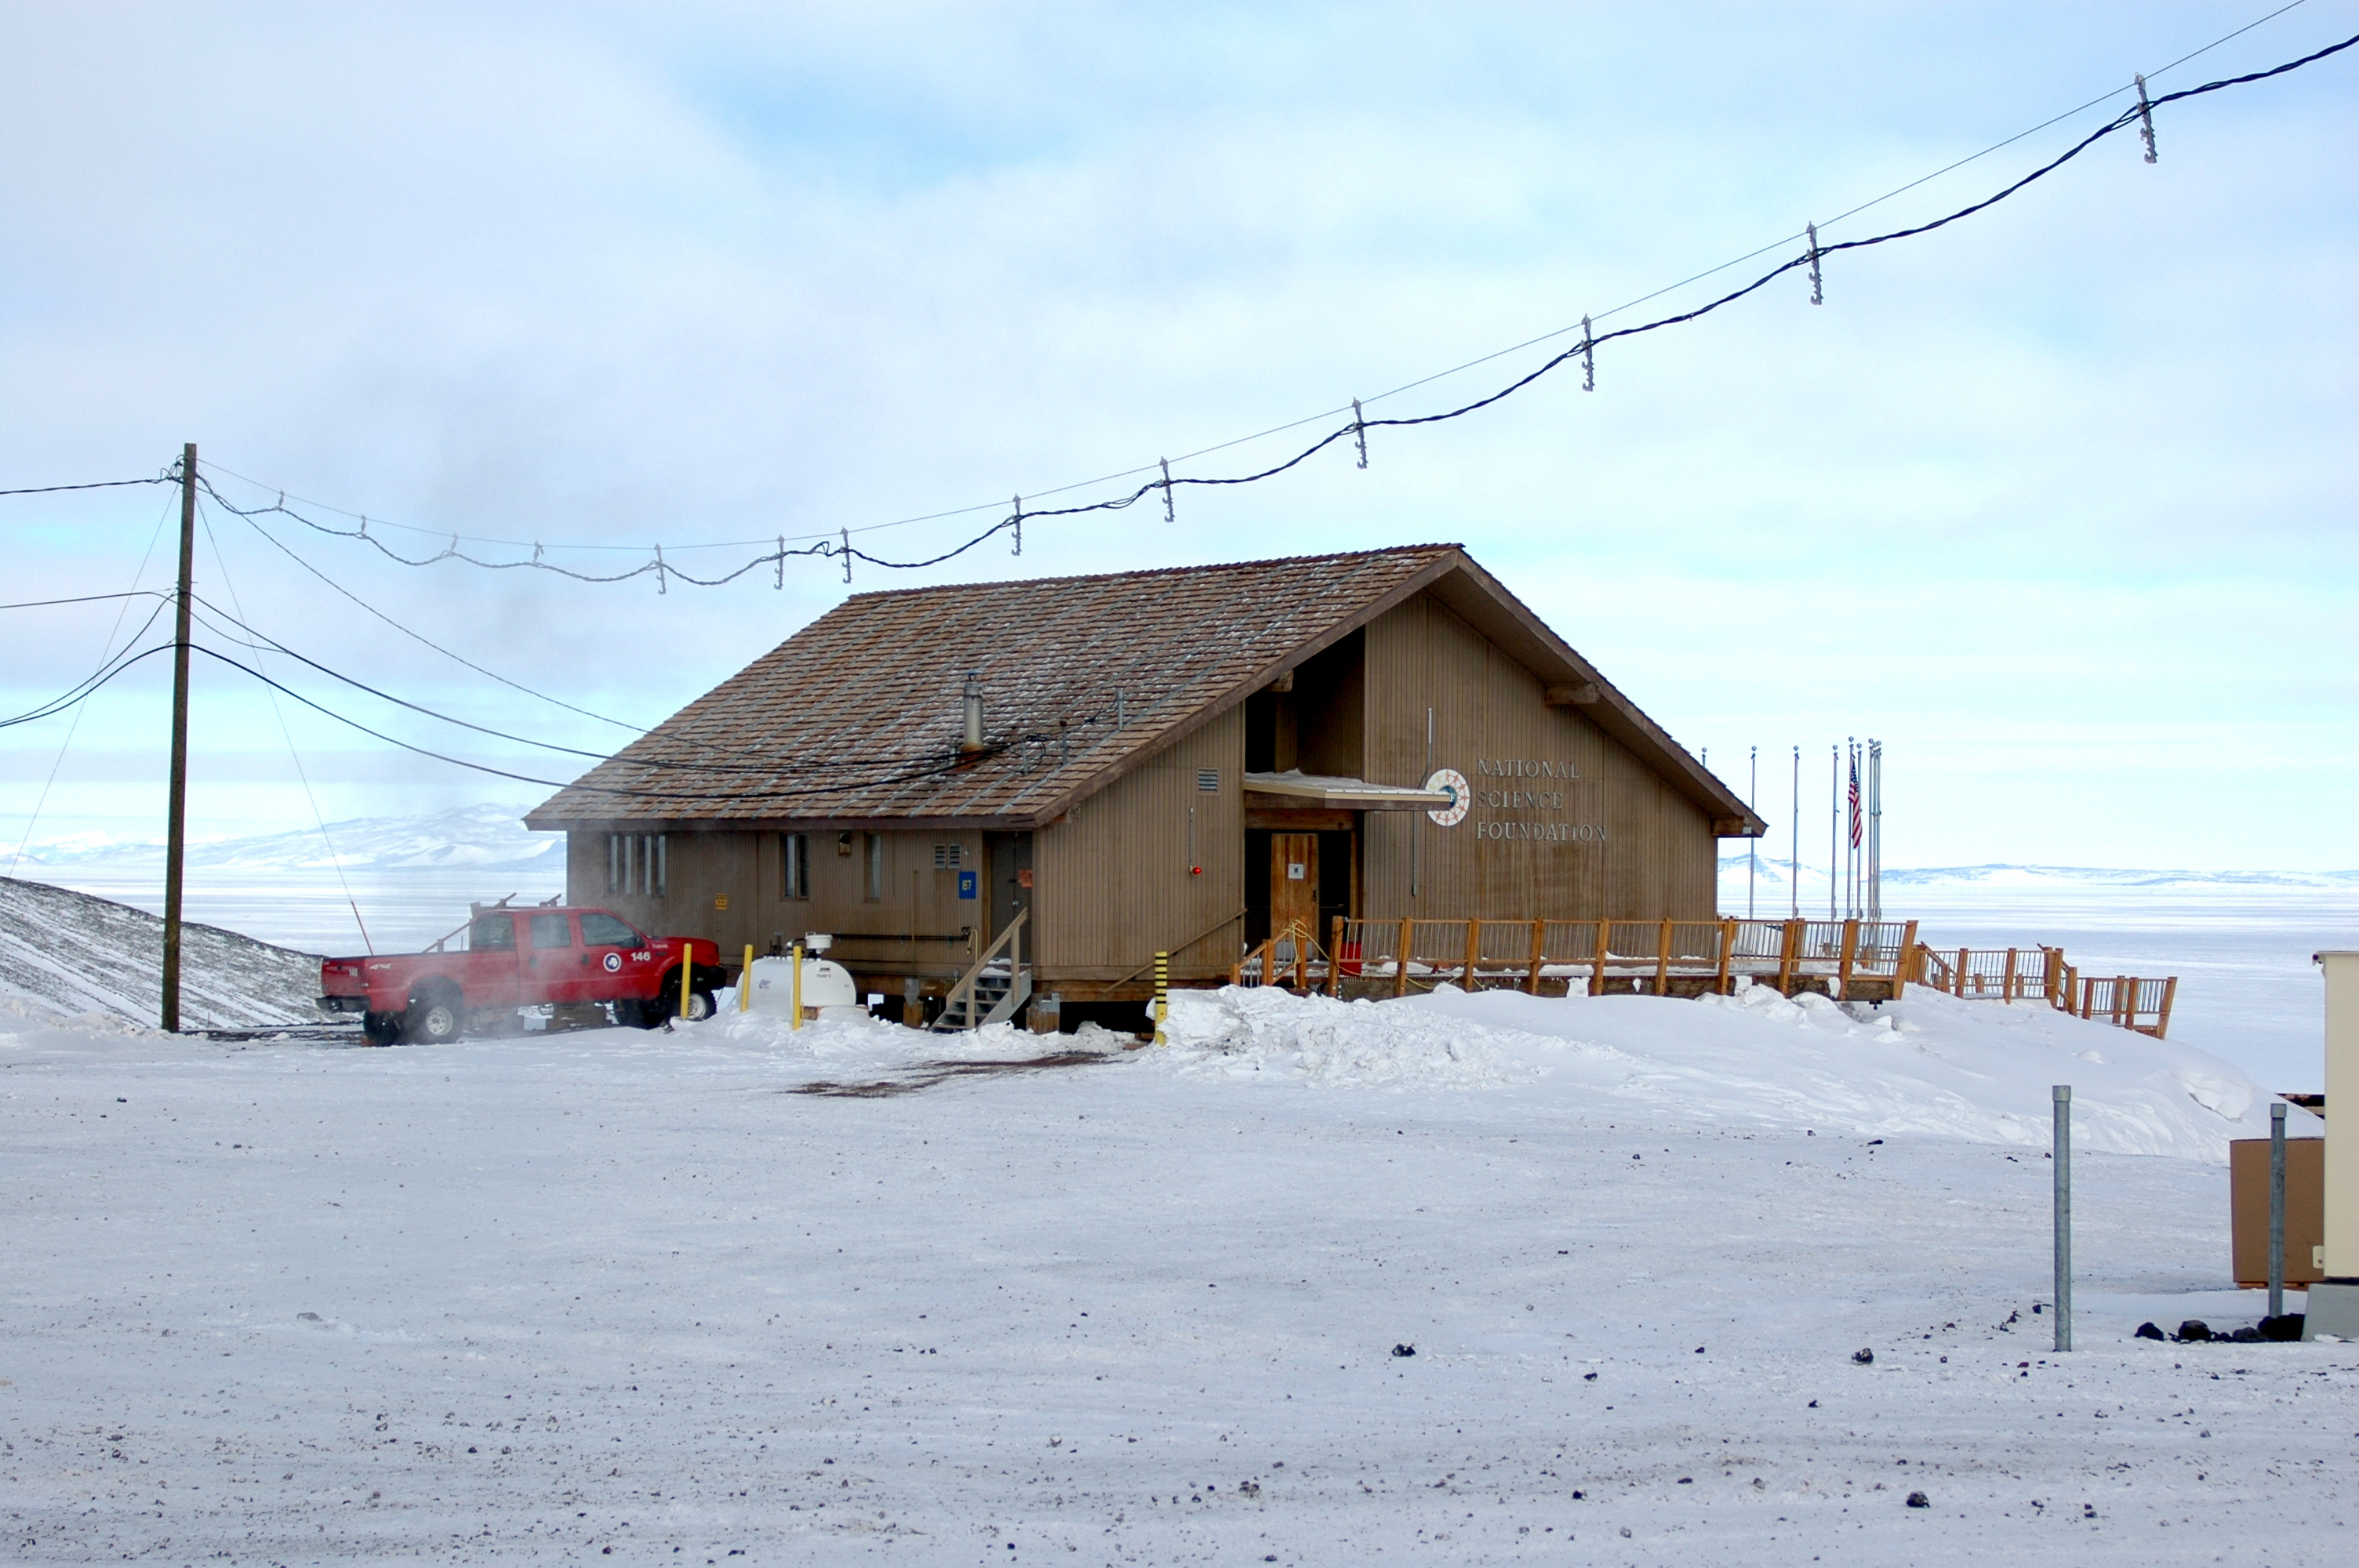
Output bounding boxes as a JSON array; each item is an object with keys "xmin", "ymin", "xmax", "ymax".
[
  {"xmin": 1318, "ymin": 916, "xmax": 1920, "ymax": 1000},
  {"xmin": 1231, "ymin": 917, "xmax": 1319, "ymax": 989},
  {"xmin": 1912, "ymin": 945, "xmax": 2068, "ymax": 1004},
  {"xmin": 2063, "ymin": 972, "xmax": 2177, "ymax": 1037},
  {"xmin": 1217, "ymin": 917, "xmax": 2180, "ymax": 1039},
  {"xmin": 1907, "ymin": 946, "xmax": 2176, "ymax": 1036},
  {"xmin": 934, "ymin": 908, "xmax": 1030, "ymax": 1031}
]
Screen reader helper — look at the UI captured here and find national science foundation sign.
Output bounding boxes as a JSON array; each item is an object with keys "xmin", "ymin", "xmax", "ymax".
[{"xmin": 1425, "ymin": 757, "xmax": 1608, "ymax": 844}]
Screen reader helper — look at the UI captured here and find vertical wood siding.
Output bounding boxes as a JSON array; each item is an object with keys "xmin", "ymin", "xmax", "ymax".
[
  {"xmin": 1033, "ymin": 706, "xmax": 1244, "ymax": 982},
  {"xmin": 1358, "ymin": 591, "xmax": 1716, "ymax": 920}
]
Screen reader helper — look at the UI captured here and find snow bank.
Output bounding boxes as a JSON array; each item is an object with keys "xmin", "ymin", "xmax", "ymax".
[
  {"xmin": 1150, "ymin": 985, "xmax": 1545, "ymax": 1089},
  {"xmin": 1138, "ymin": 981, "xmax": 2306, "ymax": 1161}
]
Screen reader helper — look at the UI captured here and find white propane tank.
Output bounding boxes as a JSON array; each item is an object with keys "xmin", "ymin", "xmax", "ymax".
[{"xmin": 744, "ymin": 947, "xmax": 861, "ymax": 1020}]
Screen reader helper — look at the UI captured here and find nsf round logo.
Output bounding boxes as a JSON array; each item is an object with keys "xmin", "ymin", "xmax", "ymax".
[
  {"xmin": 1424, "ymin": 768, "xmax": 1470, "ymax": 827},
  {"xmin": 603, "ymin": 951, "xmax": 622, "ymax": 973}
]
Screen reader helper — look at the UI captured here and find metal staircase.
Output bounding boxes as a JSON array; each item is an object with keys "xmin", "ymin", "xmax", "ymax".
[{"xmin": 931, "ymin": 908, "xmax": 1032, "ymax": 1031}]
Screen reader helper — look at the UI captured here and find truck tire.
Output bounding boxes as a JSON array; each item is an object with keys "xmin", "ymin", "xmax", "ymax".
[
  {"xmin": 361, "ymin": 1011, "xmax": 402, "ymax": 1046},
  {"xmin": 652, "ymin": 968, "xmax": 718, "ymax": 1024},
  {"xmin": 616, "ymin": 997, "xmax": 663, "ymax": 1029},
  {"xmin": 403, "ymin": 984, "xmax": 465, "ymax": 1044}
]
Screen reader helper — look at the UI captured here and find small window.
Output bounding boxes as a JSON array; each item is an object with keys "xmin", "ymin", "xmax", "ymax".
[
  {"xmin": 783, "ymin": 832, "xmax": 809, "ymax": 899},
  {"xmin": 530, "ymin": 913, "xmax": 573, "ymax": 949},
  {"xmin": 472, "ymin": 916, "xmax": 516, "ymax": 952},
  {"xmin": 1198, "ymin": 768, "xmax": 1219, "ymax": 792},
  {"xmin": 865, "ymin": 833, "xmax": 885, "ymax": 901},
  {"xmin": 611, "ymin": 833, "xmax": 665, "ymax": 895},
  {"xmin": 932, "ymin": 842, "xmax": 962, "ymax": 869},
  {"xmin": 579, "ymin": 912, "xmax": 638, "ymax": 948}
]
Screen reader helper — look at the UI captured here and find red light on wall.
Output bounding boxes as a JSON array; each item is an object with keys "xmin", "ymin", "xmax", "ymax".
[{"xmin": 1190, "ymin": 865, "xmax": 1203, "ymax": 877}]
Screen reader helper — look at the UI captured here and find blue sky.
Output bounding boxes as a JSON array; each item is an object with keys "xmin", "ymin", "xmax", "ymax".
[{"xmin": 2, "ymin": 2, "xmax": 2354, "ymax": 867}]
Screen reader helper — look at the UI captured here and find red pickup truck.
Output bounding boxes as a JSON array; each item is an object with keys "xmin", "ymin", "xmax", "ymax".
[{"xmin": 318, "ymin": 902, "xmax": 726, "ymax": 1044}]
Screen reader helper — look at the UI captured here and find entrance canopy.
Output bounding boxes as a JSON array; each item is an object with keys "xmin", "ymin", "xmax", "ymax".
[{"xmin": 1242, "ymin": 770, "xmax": 1453, "ymax": 811}]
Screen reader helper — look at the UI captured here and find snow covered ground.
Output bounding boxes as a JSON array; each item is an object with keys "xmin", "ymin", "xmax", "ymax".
[
  {"xmin": 0, "ymin": 877, "xmax": 321, "ymax": 1030},
  {"xmin": 5, "ymin": 984, "xmax": 2346, "ymax": 1565}
]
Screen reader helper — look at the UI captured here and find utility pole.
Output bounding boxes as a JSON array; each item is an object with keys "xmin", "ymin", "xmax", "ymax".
[{"xmin": 160, "ymin": 443, "xmax": 195, "ymax": 1033}]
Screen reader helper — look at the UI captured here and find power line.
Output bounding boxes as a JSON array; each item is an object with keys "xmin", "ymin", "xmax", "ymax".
[
  {"xmin": 182, "ymin": 14, "xmax": 2350, "ymax": 585},
  {"xmin": 0, "ymin": 475, "xmax": 174, "ymax": 498}
]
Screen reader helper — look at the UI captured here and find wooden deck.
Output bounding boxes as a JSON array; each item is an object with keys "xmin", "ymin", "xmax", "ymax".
[{"xmin": 1219, "ymin": 916, "xmax": 2178, "ymax": 1037}]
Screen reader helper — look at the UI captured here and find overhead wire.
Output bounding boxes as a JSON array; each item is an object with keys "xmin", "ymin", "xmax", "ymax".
[
  {"xmin": 193, "ymin": 498, "xmax": 374, "ymax": 951},
  {"xmin": 178, "ymin": 15, "xmax": 2353, "ymax": 586},
  {"xmin": 5, "ymin": 494, "xmax": 180, "ymax": 876}
]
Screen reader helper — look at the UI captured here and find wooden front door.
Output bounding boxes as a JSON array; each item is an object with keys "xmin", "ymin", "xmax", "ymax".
[{"xmin": 1270, "ymin": 833, "xmax": 1318, "ymax": 952}]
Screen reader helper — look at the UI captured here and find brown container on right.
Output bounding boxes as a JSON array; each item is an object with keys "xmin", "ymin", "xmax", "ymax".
[{"xmin": 2230, "ymin": 1136, "xmax": 2325, "ymax": 1288}]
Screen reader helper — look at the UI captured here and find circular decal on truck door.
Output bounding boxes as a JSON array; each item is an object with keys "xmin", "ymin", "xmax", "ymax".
[
  {"xmin": 1424, "ymin": 768, "xmax": 1470, "ymax": 826},
  {"xmin": 603, "ymin": 951, "xmax": 622, "ymax": 972}
]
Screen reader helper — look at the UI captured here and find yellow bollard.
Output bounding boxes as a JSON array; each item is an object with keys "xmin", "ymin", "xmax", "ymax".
[
  {"xmin": 740, "ymin": 944, "xmax": 754, "ymax": 1012},
  {"xmin": 1152, "ymin": 949, "xmax": 1169, "ymax": 1047},
  {"xmin": 680, "ymin": 949, "xmax": 695, "ymax": 1021},
  {"xmin": 791, "ymin": 942, "xmax": 804, "ymax": 1030}
]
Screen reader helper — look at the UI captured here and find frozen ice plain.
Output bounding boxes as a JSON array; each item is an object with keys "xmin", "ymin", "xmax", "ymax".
[{"xmin": 4, "ymin": 983, "xmax": 2351, "ymax": 1566}]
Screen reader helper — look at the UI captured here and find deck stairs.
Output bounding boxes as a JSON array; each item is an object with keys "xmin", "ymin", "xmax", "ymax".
[{"xmin": 931, "ymin": 908, "xmax": 1032, "ymax": 1031}]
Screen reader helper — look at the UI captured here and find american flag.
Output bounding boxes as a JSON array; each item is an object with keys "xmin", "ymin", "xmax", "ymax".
[{"xmin": 1847, "ymin": 751, "xmax": 1863, "ymax": 849}]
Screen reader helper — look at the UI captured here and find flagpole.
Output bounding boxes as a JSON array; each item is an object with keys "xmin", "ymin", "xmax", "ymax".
[
  {"xmin": 1828, "ymin": 745, "xmax": 1838, "ymax": 923},
  {"xmin": 1869, "ymin": 739, "xmax": 1883, "ymax": 921},
  {"xmin": 1789, "ymin": 746, "xmax": 1800, "ymax": 920},
  {"xmin": 1747, "ymin": 745, "xmax": 1757, "ymax": 920}
]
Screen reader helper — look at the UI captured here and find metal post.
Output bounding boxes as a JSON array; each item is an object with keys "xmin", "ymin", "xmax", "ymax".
[
  {"xmin": 684, "ymin": 948, "xmax": 699, "ymax": 1022},
  {"xmin": 1152, "ymin": 950, "xmax": 1169, "ymax": 1047},
  {"xmin": 2053, "ymin": 1083, "xmax": 2073, "ymax": 1352},
  {"xmin": 1747, "ymin": 746, "xmax": 1757, "ymax": 920},
  {"xmin": 790, "ymin": 942, "xmax": 803, "ymax": 1031},
  {"xmin": 740, "ymin": 943, "xmax": 754, "ymax": 1012},
  {"xmin": 2270, "ymin": 1099, "xmax": 2288, "ymax": 1320},
  {"xmin": 1789, "ymin": 746, "xmax": 1799, "ymax": 920},
  {"xmin": 160, "ymin": 443, "xmax": 197, "ymax": 1033}
]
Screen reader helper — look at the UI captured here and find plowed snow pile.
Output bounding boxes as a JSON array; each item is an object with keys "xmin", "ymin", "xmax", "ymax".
[{"xmin": 1146, "ymin": 981, "xmax": 2301, "ymax": 1160}]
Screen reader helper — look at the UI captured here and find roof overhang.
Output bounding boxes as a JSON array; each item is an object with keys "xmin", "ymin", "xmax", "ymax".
[{"xmin": 1243, "ymin": 770, "xmax": 1453, "ymax": 811}]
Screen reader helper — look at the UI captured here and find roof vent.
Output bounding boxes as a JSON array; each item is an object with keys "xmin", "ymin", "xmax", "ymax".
[{"xmin": 959, "ymin": 670, "xmax": 985, "ymax": 754}]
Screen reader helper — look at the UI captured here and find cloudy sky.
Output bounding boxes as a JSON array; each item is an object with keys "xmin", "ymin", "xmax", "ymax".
[{"xmin": 3, "ymin": 1, "xmax": 2353, "ymax": 869}]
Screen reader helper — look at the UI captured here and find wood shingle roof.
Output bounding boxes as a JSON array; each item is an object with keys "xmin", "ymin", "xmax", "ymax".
[{"xmin": 525, "ymin": 543, "xmax": 1761, "ymax": 835}]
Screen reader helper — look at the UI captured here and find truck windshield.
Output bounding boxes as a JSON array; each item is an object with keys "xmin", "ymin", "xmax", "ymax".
[
  {"xmin": 472, "ymin": 916, "xmax": 516, "ymax": 951},
  {"xmin": 578, "ymin": 912, "xmax": 639, "ymax": 948}
]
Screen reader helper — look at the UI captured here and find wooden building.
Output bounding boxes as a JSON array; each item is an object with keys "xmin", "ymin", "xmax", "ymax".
[{"xmin": 525, "ymin": 545, "xmax": 1764, "ymax": 1021}]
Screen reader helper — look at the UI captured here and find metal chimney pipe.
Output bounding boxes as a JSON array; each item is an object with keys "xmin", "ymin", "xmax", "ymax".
[{"xmin": 960, "ymin": 671, "xmax": 984, "ymax": 753}]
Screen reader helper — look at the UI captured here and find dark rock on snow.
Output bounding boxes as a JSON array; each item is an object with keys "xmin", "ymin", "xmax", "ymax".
[
  {"xmin": 2175, "ymin": 1320, "xmax": 2212, "ymax": 1343},
  {"xmin": 1852, "ymin": 1348, "xmax": 1875, "ymax": 1365},
  {"xmin": 1390, "ymin": 1344, "xmax": 1416, "ymax": 1358},
  {"xmin": 2135, "ymin": 1322, "xmax": 2167, "ymax": 1341},
  {"xmin": 1906, "ymin": 1491, "xmax": 1930, "ymax": 1508},
  {"xmin": 2260, "ymin": 1314, "xmax": 2305, "ymax": 1341}
]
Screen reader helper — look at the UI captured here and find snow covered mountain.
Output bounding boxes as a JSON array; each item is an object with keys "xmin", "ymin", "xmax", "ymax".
[
  {"xmin": 12, "ymin": 802, "xmax": 559, "ymax": 875},
  {"xmin": 1717, "ymin": 852, "xmax": 2359, "ymax": 892}
]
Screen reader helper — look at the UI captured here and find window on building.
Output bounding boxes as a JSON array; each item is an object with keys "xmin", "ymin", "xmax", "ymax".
[
  {"xmin": 529, "ymin": 913, "xmax": 572, "ymax": 949},
  {"xmin": 783, "ymin": 832, "xmax": 809, "ymax": 899},
  {"xmin": 864, "ymin": 833, "xmax": 885, "ymax": 900},
  {"xmin": 605, "ymin": 833, "xmax": 666, "ymax": 896}
]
